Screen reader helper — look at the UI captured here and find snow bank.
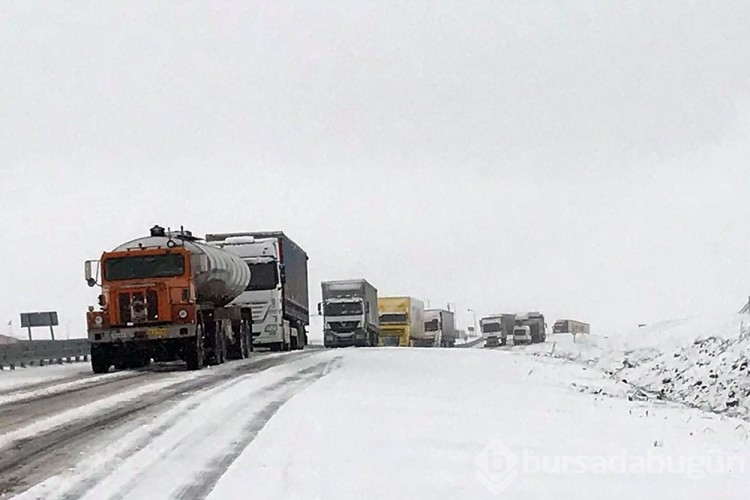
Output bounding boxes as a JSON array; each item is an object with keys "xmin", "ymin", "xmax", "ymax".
[{"xmin": 528, "ymin": 313, "xmax": 750, "ymax": 418}]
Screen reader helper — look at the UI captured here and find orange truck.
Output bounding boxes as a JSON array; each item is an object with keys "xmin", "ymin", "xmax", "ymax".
[{"xmin": 84, "ymin": 226, "xmax": 253, "ymax": 373}]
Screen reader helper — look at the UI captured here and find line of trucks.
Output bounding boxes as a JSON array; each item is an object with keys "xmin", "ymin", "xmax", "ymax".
[
  {"xmin": 480, "ymin": 313, "xmax": 589, "ymax": 347},
  {"xmin": 319, "ymin": 285, "xmax": 457, "ymax": 349},
  {"xmin": 84, "ymin": 226, "xmax": 457, "ymax": 373}
]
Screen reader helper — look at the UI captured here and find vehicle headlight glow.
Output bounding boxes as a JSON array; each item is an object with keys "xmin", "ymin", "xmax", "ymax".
[
  {"xmin": 178, "ymin": 309, "xmax": 188, "ymax": 319},
  {"xmin": 94, "ymin": 316, "xmax": 103, "ymax": 326}
]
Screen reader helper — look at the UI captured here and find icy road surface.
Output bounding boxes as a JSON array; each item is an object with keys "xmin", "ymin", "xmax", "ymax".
[{"xmin": 6, "ymin": 346, "xmax": 750, "ymax": 499}]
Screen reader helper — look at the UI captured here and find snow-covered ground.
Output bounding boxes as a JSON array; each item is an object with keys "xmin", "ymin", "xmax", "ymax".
[
  {"xmin": 208, "ymin": 348, "xmax": 749, "ymax": 499},
  {"xmin": 0, "ymin": 363, "xmax": 90, "ymax": 392},
  {"xmin": 7, "ymin": 341, "xmax": 750, "ymax": 499},
  {"xmin": 526, "ymin": 313, "xmax": 750, "ymax": 418}
]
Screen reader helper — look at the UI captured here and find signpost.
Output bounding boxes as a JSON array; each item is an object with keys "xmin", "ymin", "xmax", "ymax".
[{"xmin": 20, "ymin": 311, "xmax": 59, "ymax": 341}]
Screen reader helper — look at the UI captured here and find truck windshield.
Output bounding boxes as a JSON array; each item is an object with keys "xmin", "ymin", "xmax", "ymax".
[
  {"xmin": 380, "ymin": 313, "xmax": 408, "ymax": 324},
  {"xmin": 481, "ymin": 323, "xmax": 502, "ymax": 334},
  {"xmin": 425, "ymin": 319, "xmax": 440, "ymax": 332},
  {"xmin": 553, "ymin": 322, "xmax": 566, "ymax": 332},
  {"xmin": 104, "ymin": 254, "xmax": 185, "ymax": 281},
  {"xmin": 247, "ymin": 262, "xmax": 278, "ymax": 291},
  {"xmin": 325, "ymin": 301, "xmax": 363, "ymax": 316}
]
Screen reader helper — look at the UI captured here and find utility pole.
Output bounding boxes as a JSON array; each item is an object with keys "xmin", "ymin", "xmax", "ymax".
[{"xmin": 467, "ymin": 308, "xmax": 478, "ymax": 338}]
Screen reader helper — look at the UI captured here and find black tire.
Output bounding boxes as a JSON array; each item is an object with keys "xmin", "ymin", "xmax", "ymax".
[
  {"xmin": 241, "ymin": 333, "xmax": 250, "ymax": 358},
  {"xmin": 218, "ymin": 334, "xmax": 226, "ymax": 364},
  {"xmin": 185, "ymin": 335, "xmax": 204, "ymax": 371},
  {"xmin": 290, "ymin": 335, "xmax": 298, "ymax": 350},
  {"xmin": 269, "ymin": 342, "xmax": 281, "ymax": 352},
  {"xmin": 91, "ymin": 345, "xmax": 111, "ymax": 374}
]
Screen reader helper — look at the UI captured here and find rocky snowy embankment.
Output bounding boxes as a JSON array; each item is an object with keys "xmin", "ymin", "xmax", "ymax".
[{"xmin": 527, "ymin": 314, "xmax": 750, "ymax": 419}]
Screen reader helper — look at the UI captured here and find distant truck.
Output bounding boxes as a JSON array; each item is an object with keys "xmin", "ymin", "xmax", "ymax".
[
  {"xmin": 512, "ymin": 325, "xmax": 532, "ymax": 345},
  {"xmin": 516, "ymin": 312, "xmax": 546, "ymax": 344},
  {"xmin": 378, "ymin": 297, "xmax": 424, "ymax": 347},
  {"xmin": 320, "ymin": 279, "xmax": 380, "ymax": 348},
  {"xmin": 481, "ymin": 314, "xmax": 516, "ymax": 347},
  {"xmin": 206, "ymin": 231, "xmax": 309, "ymax": 351},
  {"xmin": 553, "ymin": 319, "xmax": 590, "ymax": 335},
  {"xmin": 424, "ymin": 309, "xmax": 457, "ymax": 348},
  {"xmin": 84, "ymin": 226, "xmax": 253, "ymax": 373}
]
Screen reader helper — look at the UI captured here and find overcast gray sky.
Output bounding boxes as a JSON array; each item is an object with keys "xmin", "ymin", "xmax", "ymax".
[{"xmin": 2, "ymin": 1, "xmax": 750, "ymax": 339}]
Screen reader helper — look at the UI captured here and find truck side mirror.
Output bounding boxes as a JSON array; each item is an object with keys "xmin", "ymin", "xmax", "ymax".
[
  {"xmin": 317, "ymin": 302, "xmax": 322, "ymax": 315},
  {"xmin": 85, "ymin": 260, "xmax": 100, "ymax": 287},
  {"xmin": 279, "ymin": 264, "xmax": 286, "ymax": 284}
]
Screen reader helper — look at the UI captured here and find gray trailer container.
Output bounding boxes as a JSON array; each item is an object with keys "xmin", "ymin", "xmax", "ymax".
[
  {"xmin": 424, "ymin": 309, "xmax": 458, "ymax": 347},
  {"xmin": 320, "ymin": 279, "xmax": 380, "ymax": 347}
]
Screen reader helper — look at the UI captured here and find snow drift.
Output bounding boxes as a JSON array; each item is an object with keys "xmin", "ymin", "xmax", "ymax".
[{"xmin": 528, "ymin": 313, "xmax": 750, "ymax": 418}]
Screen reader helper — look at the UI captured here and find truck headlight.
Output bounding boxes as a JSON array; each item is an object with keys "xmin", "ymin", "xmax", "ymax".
[
  {"xmin": 178, "ymin": 309, "xmax": 188, "ymax": 319},
  {"xmin": 95, "ymin": 316, "xmax": 103, "ymax": 326}
]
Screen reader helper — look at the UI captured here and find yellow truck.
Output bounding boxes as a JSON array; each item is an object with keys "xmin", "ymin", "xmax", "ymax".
[{"xmin": 377, "ymin": 296, "xmax": 424, "ymax": 347}]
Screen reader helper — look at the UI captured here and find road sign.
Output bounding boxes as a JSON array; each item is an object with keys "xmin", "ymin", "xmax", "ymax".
[{"xmin": 20, "ymin": 311, "xmax": 59, "ymax": 340}]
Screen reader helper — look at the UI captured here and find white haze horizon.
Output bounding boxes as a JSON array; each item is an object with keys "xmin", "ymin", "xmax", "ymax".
[{"xmin": 2, "ymin": 1, "xmax": 750, "ymax": 340}]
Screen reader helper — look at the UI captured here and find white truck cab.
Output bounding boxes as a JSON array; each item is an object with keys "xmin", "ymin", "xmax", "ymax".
[
  {"xmin": 513, "ymin": 325, "xmax": 532, "ymax": 345},
  {"xmin": 208, "ymin": 233, "xmax": 309, "ymax": 351}
]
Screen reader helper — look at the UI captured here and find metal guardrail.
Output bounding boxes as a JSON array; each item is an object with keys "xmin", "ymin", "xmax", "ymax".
[
  {"xmin": 740, "ymin": 297, "xmax": 750, "ymax": 314},
  {"xmin": 0, "ymin": 339, "xmax": 90, "ymax": 370},
  {"xmin": 455, "ymin": 337, "xmax": 485, "ymax": 348}
]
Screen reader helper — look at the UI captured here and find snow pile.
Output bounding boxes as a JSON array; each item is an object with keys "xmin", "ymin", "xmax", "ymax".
[{"xmin": 528, "ymin": 314, "xmax": 750, "ymax": 419}]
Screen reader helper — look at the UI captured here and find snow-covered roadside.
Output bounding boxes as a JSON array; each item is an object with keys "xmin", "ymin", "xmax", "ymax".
[
  {"xmin": 0, "ymin": 369, "xmax": 212, "ymax": 451},
  {"xmin": 525, "ymin": 313, "xmax": 750, "ymax": 418},
  {"xmin": 207, "ymin": 348, "xmax": 750, "ymax": 500},
  {"xmin": 0, "ymin": 370, "xmax": 139, "ymax": 407},
  {"xmin": 0, "ymin": 363, "xmax": 91, "ymax": 393}
]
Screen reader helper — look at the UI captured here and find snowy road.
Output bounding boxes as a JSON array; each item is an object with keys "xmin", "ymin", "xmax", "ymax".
[
  {"xmin": 4, "ymin": 344, "xmax": 750, "ymax": 499},
  {"xmin": 0, "ymin": 349, "xmax": 329, "ymax": 499}
]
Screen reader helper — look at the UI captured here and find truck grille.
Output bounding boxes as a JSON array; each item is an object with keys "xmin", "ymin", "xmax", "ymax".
[
  {"xmin": 328, "ymin": 321, "xmax": 359, "ymax": 332},
  {"xmin": 117, "ymin": 290, "xmax": 159, "ymax": 325},
  {"xmin": 248, "ymin": 301, "xmax": 271, "ymax": 322}
]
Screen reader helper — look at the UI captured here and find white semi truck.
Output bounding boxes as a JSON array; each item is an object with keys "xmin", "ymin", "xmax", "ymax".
[{"xmin": 206, "ymin": 231, "xmax": 309, "ymax": 351}]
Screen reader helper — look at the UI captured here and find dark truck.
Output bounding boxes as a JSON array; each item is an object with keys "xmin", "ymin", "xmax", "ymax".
[{"xmin": 320, "ymin": 279, "xmax": 380, "ymax": 347}]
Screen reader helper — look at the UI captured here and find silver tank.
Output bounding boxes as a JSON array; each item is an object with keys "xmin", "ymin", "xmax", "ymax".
[{"xmin": 113, "ymin": 234, "xmax": 250, "ymax": 307}]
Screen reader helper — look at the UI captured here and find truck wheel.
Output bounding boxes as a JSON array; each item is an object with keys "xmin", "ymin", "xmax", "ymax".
[
  {"xmin": 185, "ymin": 335, "xmax": 204, "ymax": 371},
  {"xmin": 218, "ymin": 334, "xmax": 227, "ymax": 364},
  {"xmin": 91, "ymin": 345, "xmax": 111, "ymax": 374},
  {"xmin": 290, "ymin": 336, "xmax": 298, "ymax": 350}
]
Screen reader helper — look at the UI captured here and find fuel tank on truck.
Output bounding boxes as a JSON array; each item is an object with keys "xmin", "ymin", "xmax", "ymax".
[{"xmin": 113, "ymin": 230, "xmax": 250, "ymax": 307}]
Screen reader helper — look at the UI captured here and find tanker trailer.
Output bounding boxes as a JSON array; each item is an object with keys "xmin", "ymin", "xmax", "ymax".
[{"xmin": 84, "ymin": 225, "xmax": 252, "ymax": 373}]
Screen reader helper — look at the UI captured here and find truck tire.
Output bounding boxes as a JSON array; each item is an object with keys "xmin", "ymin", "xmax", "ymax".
[
  {"xmin": 217, "ymin": 334, "xmax": 226, "ymax": 364},
  {"xmin": 241, "ymin": 333, "xmax": 250, "ymax": 358},
  {"xmin": 91, "ymin": 345, "xmax": 111, "ymax": 374},
  {"xmin": 296, "ymin": 327, "xmax": 306, "ymax": 350},
  {"xmin": 185, "ymin": 335, "xmax": 204, "ymax": 371}
]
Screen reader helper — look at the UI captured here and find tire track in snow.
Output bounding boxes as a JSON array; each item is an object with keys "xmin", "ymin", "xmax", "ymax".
[
  {"xmin": 0, "ymin": 350, "xmax": 323, "ymax": 499},
  {"xmin": 177, "ymin": 356, "xmax": 343, "ymax": 500}
]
